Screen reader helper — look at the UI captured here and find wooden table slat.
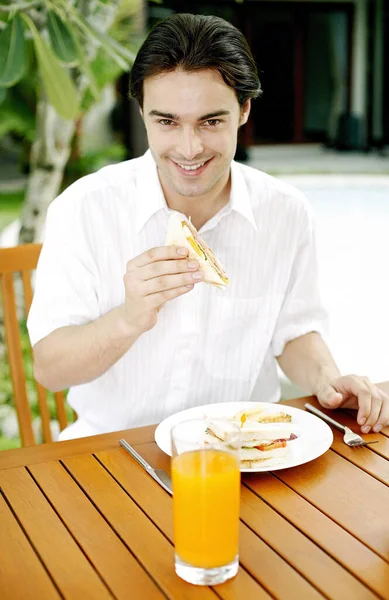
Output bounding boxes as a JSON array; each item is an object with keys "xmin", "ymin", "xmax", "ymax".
[
  {"xmin": 0, "ymin": 493, "xmax": 61, "ymax": 600},
  {"xmin": 95, "ymin": 448, "xmax": 274, "ymax": 600},
  {"xmin": 272, "ymin": 449, "xmax": 389, "ymax": 563},
  {"xmin": 240, "ymin": 486, "xmax": 378, "ymax": 600},
  {"xmin": 63, "ymin": 453, "xmax": 219, "ymax": 600},
  {"xmin": 132, "ymin": 441, "xmax": 389, "ymax": 600},
  {"xmin": 244, "ymin": 473, "xmax": 389, "ymax": 600},
  {"xmin": 96, "ymin": 447, "xmax": 327, "ymax": 600},
  {"xmin": 29, "ymin": 460, "xmax": 165, "ymax": 600},
  {"xmin": 0, "ymin": 468, "xmax": 114, "ymax": 600},
  {"xmin": 125, "ymin": 445, "xmax": 379, "ymax": 598},
  {"xmin": 285, "ymin": 397, "xmax": 389, "ymax": 489},
  {"xmin": 287, "ymin": 396, "xmax": 389, "ymax": 459},
  {"xmin": 2, "ymin": 393, "xmax": 389, "ymax": 600},
  {"xmin": 0, "ymin": 425, "xmax": 156, "ymax": 471}
]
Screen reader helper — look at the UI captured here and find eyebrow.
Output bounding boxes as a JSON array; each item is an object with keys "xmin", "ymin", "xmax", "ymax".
[{"xmin": 148, "ymin": 109, "xmax": 231, "ymax": 121}]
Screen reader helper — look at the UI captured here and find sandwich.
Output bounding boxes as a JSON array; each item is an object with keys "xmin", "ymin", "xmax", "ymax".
[
  {"xmin": 205, "ymin": 406, "xmax": 296, "ymax": 469},
  {"xmin": 233, "ymin": 405, "xmax": 292, "ymax": 426},
  {"xmin": 166, "ymin": 212, "xmax": 229, "ymax": 289}
]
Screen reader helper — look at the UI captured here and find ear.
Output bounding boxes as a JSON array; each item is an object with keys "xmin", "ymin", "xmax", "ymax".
[
  {"xmin": 139, "ymin": 106, "xmax": 144, "ymax": 120},
  {"xmin": 239, "ymin": 99, "xmax": 251, "ymax": 126}
]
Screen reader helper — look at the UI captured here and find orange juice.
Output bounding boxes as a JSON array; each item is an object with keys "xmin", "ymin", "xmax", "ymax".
[{"xmin": 172, "ymin": 449, "xmax": 240, "ymax": 568}]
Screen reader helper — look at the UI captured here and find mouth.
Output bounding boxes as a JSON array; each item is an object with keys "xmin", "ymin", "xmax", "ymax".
[{"xmin": 170, "ymin": 157, "xmax": 213, "ymax": 176}]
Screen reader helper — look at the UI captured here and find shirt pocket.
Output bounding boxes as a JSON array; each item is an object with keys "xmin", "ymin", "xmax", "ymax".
[{"xmin": 203, "ymin": 295, "xmax": 274, "ymax": 381}]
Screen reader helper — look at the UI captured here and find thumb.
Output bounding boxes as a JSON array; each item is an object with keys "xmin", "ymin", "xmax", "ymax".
[{"xmin": 317, "ymin": 387, "xmax": 344, "ymax": 409}]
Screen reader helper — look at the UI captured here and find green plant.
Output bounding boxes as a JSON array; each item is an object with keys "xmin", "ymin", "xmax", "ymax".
[
  {"xmin": 65, "ymin": 142, "xmax": 127, "ymax": 181},
  {"xmin": 0, "ymin": 190, "xmax": 25, "ymax": 231},
  {"xmin": 0, "ymin": 1, "xmax": 147, "ymax": 244},
  {"xmin": 0, "ymin": 1, "xmax": 138, "ymax": 120},
  {"xmin": 0, "ymin": 319, "xmax": 73, "ymax": 450}
]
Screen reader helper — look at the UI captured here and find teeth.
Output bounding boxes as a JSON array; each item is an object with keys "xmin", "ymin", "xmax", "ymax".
[{"xmin": 177, "ymin": 162, "xmax": 205, "ymax": 171}]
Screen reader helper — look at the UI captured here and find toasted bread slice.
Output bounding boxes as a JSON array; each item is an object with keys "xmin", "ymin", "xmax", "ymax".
[
  {"xmin": 166, "ymin": 212, "xmax": 229, "ymax": 289},
  {"xmin": 234, "ymin": 405, "xmax": 292, "ymax": 424}
]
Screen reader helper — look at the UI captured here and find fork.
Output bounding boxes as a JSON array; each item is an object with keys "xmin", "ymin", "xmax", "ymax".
[{"xmin": 305, "ymin": 403, "xmax": 379, "ymax": 447}]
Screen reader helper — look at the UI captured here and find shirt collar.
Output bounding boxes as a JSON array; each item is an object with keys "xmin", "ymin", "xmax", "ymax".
[
  {"xmin": 135, "ymin": 151, "xmax": 257, "ymax": 233},
  {"xmin": 135, "ymin": 150, "xmax": 169, "ymax": 234},
  {"xmin": 229, "ymin": 160, "xmax": 258, "ymax": 231}
]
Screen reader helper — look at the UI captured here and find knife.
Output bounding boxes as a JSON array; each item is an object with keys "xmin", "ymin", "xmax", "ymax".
[{"xmin": 119, "ymin": 438, "xmax": 173, "ymax": 495}]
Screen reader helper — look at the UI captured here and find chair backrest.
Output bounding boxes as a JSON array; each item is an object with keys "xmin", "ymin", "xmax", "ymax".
[{"xmin": 0, "ymin": 243, "xmax": 70, "ymax": 446}]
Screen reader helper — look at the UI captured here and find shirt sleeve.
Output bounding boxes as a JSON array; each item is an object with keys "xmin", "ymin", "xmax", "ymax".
[
  {"xmin": 271, "ymin": 203, "xmax": 329, "ymax": 358},
  {"xmin": 27, "ymin": 190, "xmax": 101, "ymax": 347}
]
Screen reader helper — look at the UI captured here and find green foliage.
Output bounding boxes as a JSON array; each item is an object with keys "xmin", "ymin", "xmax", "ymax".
[
  {"xmin": 21, "ymin": 13, "xmax": 80, "ymax": 120},
  {"xmin": 0, "ymin": 15, "xmax": 27, "ymax": 87},
  {"xmin": 65, "ymin": 142, "xmax": 126, "ymax": 180},
  {"xmin": 0, "ymin": 437, "xmax": 20, "ymax": 451},
  {"xmin": 62, "ymin": 2, "xmax": 135, "ymax": 70},
  {"xmin": 0, "ymin": 190, "xmax": 25, "ymax": 212},
  {"xmin": 82, "ymin": 48, "xmax": 122, "ymax": 111},
  {"xmin": 47, "ymin": 10, "xmax": 79, "ymax": 66},
  {"xmin": 0, "ymin": 82, "xmax": 36, "ymax": 140},
  {"xmin": 0, "ymin": 319, "xmax": 73, "ymax": 451},
  {"xmin": 0, "ymin": 190, "xmax": 25, "ymax": 231},
  {"xmin": 0, "ymin": 1, "xmax": 139, "ymax": 121}
]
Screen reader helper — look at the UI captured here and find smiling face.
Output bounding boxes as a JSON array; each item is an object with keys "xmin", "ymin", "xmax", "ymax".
[{"xmin": 141, "ymin": 68, "xmax": 250, "ymax": 205}]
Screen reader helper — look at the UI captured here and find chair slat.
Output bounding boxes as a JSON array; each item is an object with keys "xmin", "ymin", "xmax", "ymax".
[
  {"xmin": 36, "ymin": 383, "xmax": 53, "ymax": 443},
  {"xmin": 54, "ymin": 391, "xmax": 68, "ymax": 431},
  {"xmin": 21, "ymin": 270, "xmax": 33, "ymax": 312},
  {"xmin": 0, "ymin": 244, "xmax": 42, "ymax": 274},
  {"xmin": 1, "ymin": 272, "xmax": 35, "ymax": 446},
  {"xmin": 21, "ymin": 269, "xmax": 53, "ymax": 443},
  {"xmin": 0, "ymin": 243, "xmax": 72, "ymax": 447}
]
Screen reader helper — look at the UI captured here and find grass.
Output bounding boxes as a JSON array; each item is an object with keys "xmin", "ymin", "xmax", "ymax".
[{"xmin": 0, "ymin": 189, "xmax": 24, "ymax": 231}]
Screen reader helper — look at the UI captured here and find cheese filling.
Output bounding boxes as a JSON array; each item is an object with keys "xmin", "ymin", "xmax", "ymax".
[{"xmin": 181, "ymin": 222, "xmax": 229, "ymax": 284}]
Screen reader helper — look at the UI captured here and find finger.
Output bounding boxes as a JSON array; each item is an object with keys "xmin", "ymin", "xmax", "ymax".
[
  {"xmin": 316, "ymin": 385, "xmax": 343, "ymax": 409},
  {"xmin": 150, "ymin": 283, "xmax": 195, "ymax": 307},
  {"xmin": 355, "ymin": 387, "xmax": 372, "ymax": 427},
  {"xmin": 141, "ymin": 258, "xmax": 199, "ymax": 281},
  {"xmin": 362, "ymin": 386, "xmax": 382, "ymax": 432},
  {"xmin": 372, "ymin": 392, "xmax": 389, "ymax": 432},
  {"xmin": 144, "ymin": 271, "xmax": 204, "ymax": 295},
  {"xmin": 130, "ymin": 245, "xmax": 188, "ymax": 269}
]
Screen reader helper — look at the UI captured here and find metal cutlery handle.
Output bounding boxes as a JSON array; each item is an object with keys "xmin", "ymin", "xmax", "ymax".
[
  {"xmin": 119, "ymin": 438, "xmax": 172, "ymax": 495},
  {"xmin": 305, "ymin": 403, "xmax": 346, "ymax": 432},
  {"xmin": 119, "ymin": 439, "xmax": 153, "ymax": 473}
]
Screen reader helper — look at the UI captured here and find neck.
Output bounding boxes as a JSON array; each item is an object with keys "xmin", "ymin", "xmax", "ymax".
[{"xmin": 159, "ymin": 170, "xmax": 231, "ymax": 231}]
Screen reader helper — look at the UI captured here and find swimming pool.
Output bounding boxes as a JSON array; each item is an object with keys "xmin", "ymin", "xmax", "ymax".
[{"xmin": 280, "ymin": 175, "xmax": 389, "ymax": 383}]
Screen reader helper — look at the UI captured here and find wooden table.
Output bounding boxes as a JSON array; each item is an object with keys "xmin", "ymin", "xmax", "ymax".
[{"xmin": 1, "ymin": 394, "xmax": 389, "ymax": 600}]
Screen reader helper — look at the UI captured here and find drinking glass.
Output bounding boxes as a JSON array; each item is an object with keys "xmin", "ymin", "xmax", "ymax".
[{"xmin": 171, "ymin": 418, "xmax": 241, "ymax": 585}]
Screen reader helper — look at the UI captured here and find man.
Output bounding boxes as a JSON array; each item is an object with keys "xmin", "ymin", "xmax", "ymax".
[{"xmin": 28, "ymin": 13, "xmax": 388, "ymax": 440}]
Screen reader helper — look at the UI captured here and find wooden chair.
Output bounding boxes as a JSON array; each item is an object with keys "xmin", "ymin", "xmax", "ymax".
[{"xmin": 0, "ymin": 243, "xmax": 71, "ymax": 446}]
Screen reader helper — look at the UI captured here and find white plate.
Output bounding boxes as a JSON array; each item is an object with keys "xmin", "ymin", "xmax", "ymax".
[{"xmin": 154, "ymin": 402, "xmax": 333, "ymax": 472}]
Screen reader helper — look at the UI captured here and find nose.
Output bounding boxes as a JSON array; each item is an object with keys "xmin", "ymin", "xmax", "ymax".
[{"xmin": 176, "ymin": 127, "xmax": 204, "ymax": 161}]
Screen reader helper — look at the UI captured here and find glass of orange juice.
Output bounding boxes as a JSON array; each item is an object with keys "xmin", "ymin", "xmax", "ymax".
[{"xmin": 171, "ymin": 418, "xmax": 241, "ymax": 585}]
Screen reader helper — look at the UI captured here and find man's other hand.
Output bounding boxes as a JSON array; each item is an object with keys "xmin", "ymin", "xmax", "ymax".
[{"xmin": 316, "ymin": 375, "xmax": 389, "ymax": 434}]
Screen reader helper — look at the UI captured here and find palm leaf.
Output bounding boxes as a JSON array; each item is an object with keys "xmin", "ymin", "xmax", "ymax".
[
  {"xmin": 21, "ymin": 14, "xmax": 79, "ymax": 120},
  {"xmin": 0, "ymin": 15, "xmax": 27, "ymax": 87},
  {"xmin": 47, "ymin": 10, "xmax": 79, "ymax": 66},
  {"xmin": 0, "ymin": 87, "xmax": 6, "ymax": 104},
  {"xmin": 62, "ymin": 5, "xmax": 135, "ymax": 70}
]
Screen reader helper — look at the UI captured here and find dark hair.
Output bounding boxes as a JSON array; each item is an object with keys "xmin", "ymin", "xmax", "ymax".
[{"xmin": 129, "ymin": 13, "xmax": 261, "ymax": 107}]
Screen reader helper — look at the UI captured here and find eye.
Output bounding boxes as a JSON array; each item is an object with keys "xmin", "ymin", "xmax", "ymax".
[
  {"xmin": 203, "ymin": 119, "xmax": 221, "ymax": 127},
  {"xmin": 158, "ymin": 119, "xmax": 175, "ymax": 126}
]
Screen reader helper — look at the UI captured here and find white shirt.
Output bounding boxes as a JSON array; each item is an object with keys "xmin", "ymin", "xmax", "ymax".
[{"xmin": 27, "ymin": 150, "xmax": 327, "ymax": 440}]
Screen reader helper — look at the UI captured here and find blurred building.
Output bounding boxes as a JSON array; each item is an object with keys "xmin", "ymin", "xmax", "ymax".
[{"xmin": 146, "ymin": 0, "xmax": 388, "ymax": 151}]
